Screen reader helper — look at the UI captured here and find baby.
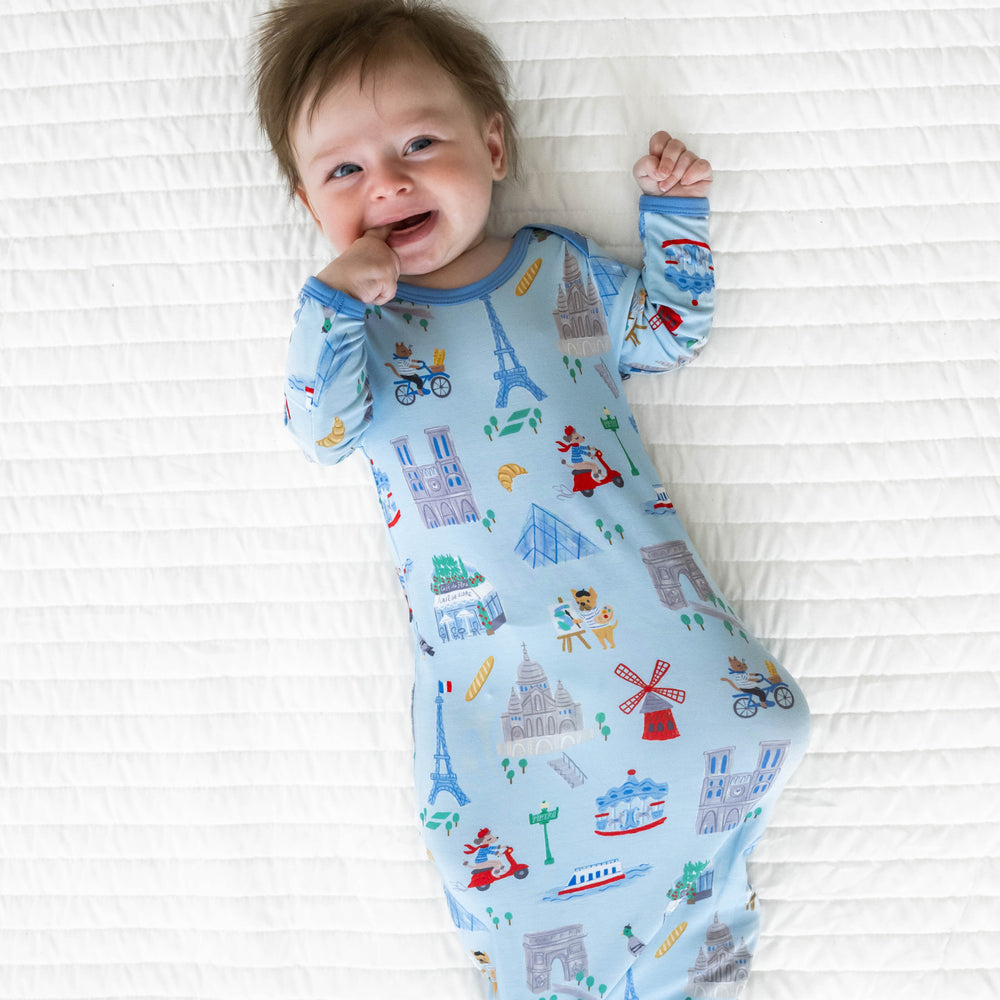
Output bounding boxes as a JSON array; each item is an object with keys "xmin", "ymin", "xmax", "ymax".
[{"xmin": 254, "ymin": 2, "xmax": 810, "ymax": 998}]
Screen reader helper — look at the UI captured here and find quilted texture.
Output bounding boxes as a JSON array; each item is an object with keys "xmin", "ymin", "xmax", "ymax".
[{"xmin": 2, "ymin": 1, "xmax": 998, "ymax": 999}]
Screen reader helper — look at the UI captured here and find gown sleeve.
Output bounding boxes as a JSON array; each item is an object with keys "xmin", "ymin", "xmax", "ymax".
[
  {"xmin": 283, "ymin": 276, "xmax": 372, "ymax": 465},
  {"xmin": 618, "ymin": 195, "xmax": 715, "ymax": 376}
]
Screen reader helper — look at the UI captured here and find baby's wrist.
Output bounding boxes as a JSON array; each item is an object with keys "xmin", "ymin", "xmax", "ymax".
[{"xmin": 313, "ymin": 260, "xmax": 355, "ymax": 295}]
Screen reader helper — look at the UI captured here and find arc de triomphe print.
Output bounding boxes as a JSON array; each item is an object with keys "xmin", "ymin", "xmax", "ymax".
[
  {"xmin": 523, "ymin": 923, "xmax": 588, "ymax": 991},
  {"xmin": 640, "ymin": 540, "xmax": 712, "ymax": 610}
]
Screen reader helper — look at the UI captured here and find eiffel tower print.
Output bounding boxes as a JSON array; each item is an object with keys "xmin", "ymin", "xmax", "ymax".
[
  {"xmin": 623, "ymin": 967, "xmax": 639, "ymax": 1000},
  {"xmin": 483, "ymin": 293, "xmax": 547, "ymax": 408},
  {"xmin": 428, "ymin": 688, "xmax": 470, "ymax": 806}
]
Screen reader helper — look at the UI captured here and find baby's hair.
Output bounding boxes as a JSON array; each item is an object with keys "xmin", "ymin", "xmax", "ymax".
[{"xmin": 253, "ymin": 0, "xmax": 519, "ymax": 196}]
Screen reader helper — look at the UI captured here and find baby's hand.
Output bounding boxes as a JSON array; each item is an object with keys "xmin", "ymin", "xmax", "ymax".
[
  {"xmin": 633, "ymin": 131, "xmax": 713, "ymax": 198},
  {"xmin": 314, "ymin": 228, "xmax": 400, "ymax": 305}
]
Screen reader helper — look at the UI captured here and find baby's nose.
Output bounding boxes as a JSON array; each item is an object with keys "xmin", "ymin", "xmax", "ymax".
[{"xmin": 370, "ymin": 161, "xmax": 412, "ymax": 198}]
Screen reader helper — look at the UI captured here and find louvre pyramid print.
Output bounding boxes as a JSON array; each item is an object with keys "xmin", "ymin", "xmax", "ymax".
[{"xmin": 515, "ymin": 503, "xmax": 600, "ymax": 568}]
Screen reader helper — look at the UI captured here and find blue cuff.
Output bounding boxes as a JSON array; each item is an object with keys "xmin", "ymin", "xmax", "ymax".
[
  {"xmin": 301, "ymin": 276, "xmax": 368, "ymax": 319},
  {"xmin": 639, "ymin": 195, "xmax": 710, "ymax": 217}
]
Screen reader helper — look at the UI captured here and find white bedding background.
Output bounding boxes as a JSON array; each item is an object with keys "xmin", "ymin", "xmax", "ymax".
[{"xmin": 3, "ymin": 1, "xmax": 999, "ymax": 998}]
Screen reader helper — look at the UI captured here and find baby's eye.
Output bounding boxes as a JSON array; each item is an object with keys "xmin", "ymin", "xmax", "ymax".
[
  {"xmin": 330, "ymin": 163, "xmax": 361, "ymax": 180},
  {"xmin": 405, "ymin": 137, "xmax": 433, "ymax": 154}
]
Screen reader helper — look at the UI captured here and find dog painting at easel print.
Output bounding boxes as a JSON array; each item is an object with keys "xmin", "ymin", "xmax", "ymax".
[{"xmin": 570, "ymin": 586, "xmax": 619, "ymax": 650}]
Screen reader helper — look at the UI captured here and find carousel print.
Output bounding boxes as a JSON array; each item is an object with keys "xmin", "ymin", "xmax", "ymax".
[{"xmin": 594, "ymin": 769, "xmax": 669, "ymax": 836}]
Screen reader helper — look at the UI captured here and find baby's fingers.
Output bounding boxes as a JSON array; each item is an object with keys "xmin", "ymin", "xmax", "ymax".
[
  {"xmin": 632, "ymin": 152, "xmax": 664, "ymax": 185},
  {"xmin": 646, "ymin": 130, "xmax": 674, "ymax": 162},
  {"xmin": 660, "ymin": 157, "xmax": 714, "ymax": 198},
  {"xmin": 637, "ymin": 133, "xmax": 687, "ymax": 183},
  {"xmin": 635, "ymin": 131, "xmax": 712, "ymax": 196},
  {"xmin": 364, "ymin": 225, "xmax": 393, "ymax": 243},
  {"xmin": 656, "ymin": 137, "xmax": 690, "ymax": 178},
  {"xmin": 676, "ymin": 156, "xmax": 713, "ymax": 186}
]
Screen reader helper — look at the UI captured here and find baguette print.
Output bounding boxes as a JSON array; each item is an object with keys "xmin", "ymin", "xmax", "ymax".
[
  {"xmin": 655, "ymin": 922, "xmax": 687, "ymax": 958},
  {"xmin": 515, "ymin": 258, "xmax": 543, "ymax": 296},
  {"xmin": 465, "ymin": 656, "xmax": 495, "ymax": 701}
]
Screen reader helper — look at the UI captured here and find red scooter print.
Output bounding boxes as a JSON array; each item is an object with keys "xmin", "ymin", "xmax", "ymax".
[
  {"xmin": 558, "ymin": 426, "xmax": 627, "ymax": 498},
  {"xmin": 571, "ymin": 449, "xmax": 625, "ymax": 498},
  {"xmin": 467, "ymin": 845, "xmax": 530, "ymax": 891}
]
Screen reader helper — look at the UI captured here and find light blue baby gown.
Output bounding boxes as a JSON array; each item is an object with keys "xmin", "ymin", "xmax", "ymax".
[{"xmin": 284, "ymin": 196, "xmax": 810, "ymax": 1000}]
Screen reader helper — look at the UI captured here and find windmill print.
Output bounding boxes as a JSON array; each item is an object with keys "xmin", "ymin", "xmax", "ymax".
[{"xmin": 615, "ymin": 659, "xmax": 686, "ymax": 741}]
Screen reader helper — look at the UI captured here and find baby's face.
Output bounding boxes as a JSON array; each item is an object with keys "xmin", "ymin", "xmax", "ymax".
[{"xmin": 292, "ymin": 51, "xmax": 506, "ymax": 283}]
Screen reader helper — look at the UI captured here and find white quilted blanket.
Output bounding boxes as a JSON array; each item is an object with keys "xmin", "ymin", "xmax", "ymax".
[{"xmin": 3, "ymin": 1, "xmax": 999, "ymax": 998}]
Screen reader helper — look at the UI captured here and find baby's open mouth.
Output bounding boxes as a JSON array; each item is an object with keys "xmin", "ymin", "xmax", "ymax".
[{"xmin": 389, "ymin": 212, "xmax": 431, "ymax": 233}]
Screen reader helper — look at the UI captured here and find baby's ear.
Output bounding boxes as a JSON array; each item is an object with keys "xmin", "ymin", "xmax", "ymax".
[
  {"xmin": 295, "ymin": 185, "xmax": 323, "ymax": 230},
  {"xmin": 484, "ymin": 113, "xmax": 507, "ymax": 180}
]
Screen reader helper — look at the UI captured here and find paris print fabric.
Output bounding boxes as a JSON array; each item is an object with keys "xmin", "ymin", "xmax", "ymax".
[{"xmin": 284, "ymin": 196, "xmax": 811, "ymax": 1000}]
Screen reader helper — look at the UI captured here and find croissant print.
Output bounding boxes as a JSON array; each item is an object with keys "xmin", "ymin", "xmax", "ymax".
[{"xmin": 316, "ymin": 417, "xmax": 346, "ymax": 448}]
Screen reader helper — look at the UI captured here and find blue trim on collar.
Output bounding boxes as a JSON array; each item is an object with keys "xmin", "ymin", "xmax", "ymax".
[
  {"xmin": 528, "ymin": 223, "xmax": 590, "ymax": 255},
  {"xmin": 394, "ymin": 227, "xmax": 537, "ymax": 305}
]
